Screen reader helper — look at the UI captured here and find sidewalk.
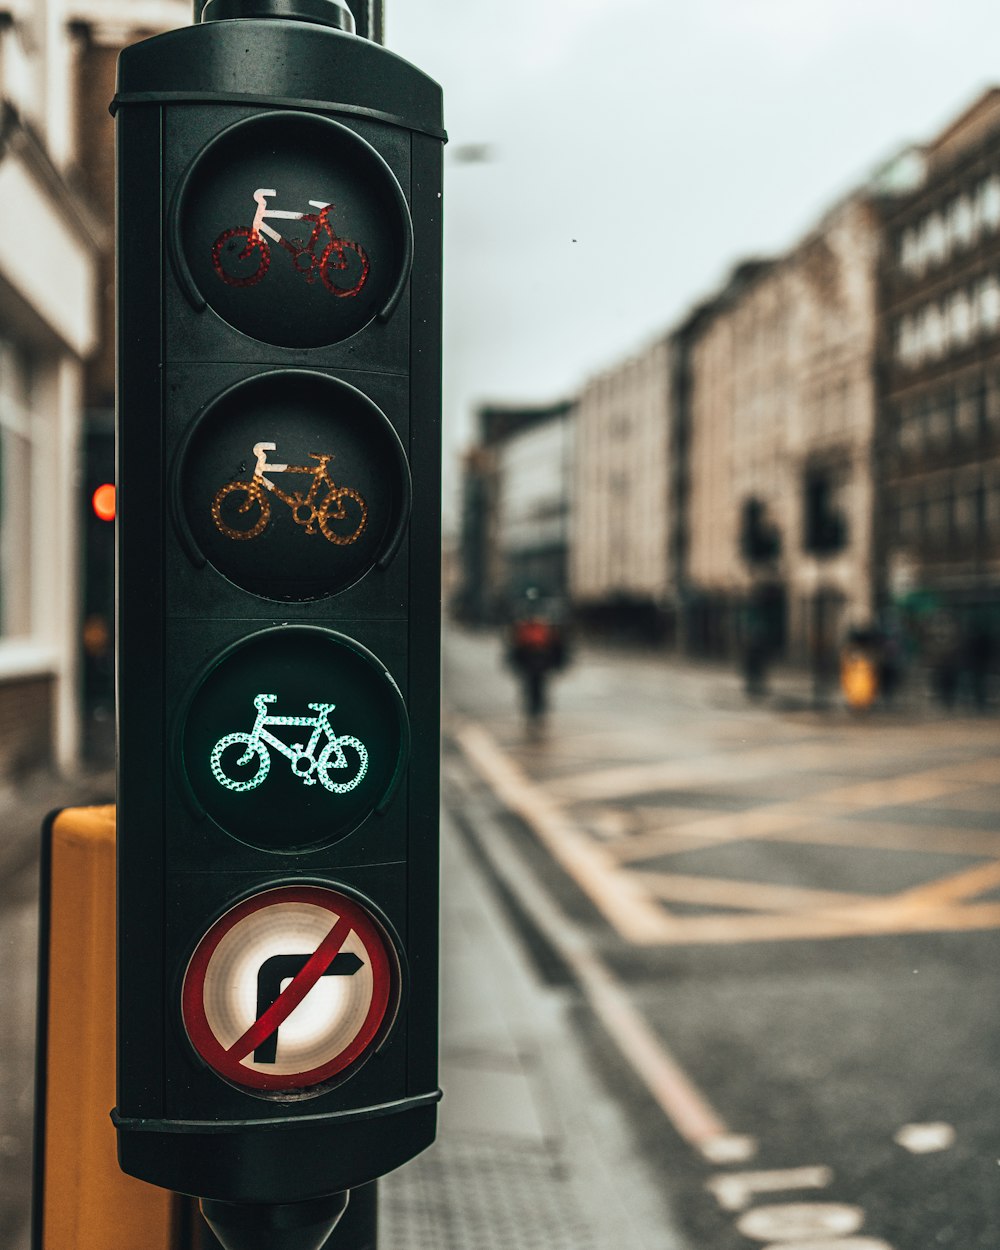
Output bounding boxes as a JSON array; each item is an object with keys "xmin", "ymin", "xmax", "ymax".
[{"xmin": 379, "ymin": 809, "xmax": 683, "ymax": 1250}]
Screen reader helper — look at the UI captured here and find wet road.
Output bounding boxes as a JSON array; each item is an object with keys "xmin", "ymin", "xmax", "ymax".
[{"xmin": 443, "ymin": 624, "xmax": 1000, "ymax": 1250}]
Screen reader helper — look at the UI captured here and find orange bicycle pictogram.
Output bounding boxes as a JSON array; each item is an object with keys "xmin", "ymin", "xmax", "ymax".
[
  {"xmin": 212, "ymin": 441, "xmax": 368, "ymax": 546},
  {"xmin": 211, "ymin": 188, "xmax": 369, "ymax": 296}
]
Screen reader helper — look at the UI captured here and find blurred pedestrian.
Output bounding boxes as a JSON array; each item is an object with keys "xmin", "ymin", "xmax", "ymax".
[
  {"xmin": 927, "ymin": 611, "xmax": 961, "ymax": 709},
  {"xmin": 877, "ymin": 625, "xmax": 902, "ymax": 706},
  {"xmin": 741, "ymin": 603, "xmax": 771, "ymax": 700},
  {"xmin": 966, "ymin": 617, "xmax": 994, "ymax": 710}
]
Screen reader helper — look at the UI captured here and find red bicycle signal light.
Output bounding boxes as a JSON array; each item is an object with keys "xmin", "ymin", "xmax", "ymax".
[{"xmin": 92, "ymin": 483, "xmax": 116, "ymax": 522}]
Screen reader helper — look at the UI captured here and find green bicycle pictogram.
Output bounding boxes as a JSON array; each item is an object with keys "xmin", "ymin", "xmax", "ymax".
[{"xmin": 210, "ymin": 693, "xmax": 368, "ymax": 794}]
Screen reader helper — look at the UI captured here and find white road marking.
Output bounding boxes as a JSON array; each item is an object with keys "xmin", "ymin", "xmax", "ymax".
[
  {"xmin": 753, "ymin": 1241, "xmax": 893, "ymax": 1249},
  {"xmin": 637, "ymin": 870, "xmax": 878, "ymax": 913},
  {"xmin": 698, "ymin": 1135, "xmax": 758, "ymax": 1164},
  {"xmin": 706, "ymin": 1165, "xmax": 833, "ymax": 1212},
  {"xmin": 454, "ymin": 719, "xmax": 676, "ymax": 943},
  {"xmin": 893, "ymin": 1122, "xmax": 956, "ymax": 1154},
  {"xmin": 456, "ymin": 717, "xmax": 1000, "ymax": 947},
  {"xmin": 447, "ymin": 741, "xmax": 757, "ymax": 1163},
  {"xmin": 737, "ymin": 1201, "xmax": 864, "ymax": 1240}
]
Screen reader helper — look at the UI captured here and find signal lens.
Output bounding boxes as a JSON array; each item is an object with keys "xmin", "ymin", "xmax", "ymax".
[{"xmin": 92, "ymin": 483, "xmax": 116, "ymax": 522}]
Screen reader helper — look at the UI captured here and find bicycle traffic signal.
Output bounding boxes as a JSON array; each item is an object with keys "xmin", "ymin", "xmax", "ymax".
[{"xmin": 112, "ymin": 0, "xmax": 443, "ymax": 1227}]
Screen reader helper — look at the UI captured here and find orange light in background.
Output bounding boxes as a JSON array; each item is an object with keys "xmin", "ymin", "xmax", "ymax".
[{"xmin": 92, "ymin": 483, "xmax": 116, "ymax": 522}]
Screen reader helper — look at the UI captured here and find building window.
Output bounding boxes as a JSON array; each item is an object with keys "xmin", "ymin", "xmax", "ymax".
[
  {"xmin": 949, "ymin": 194, "xmax": 975, "ymax": 250},
  {"xmin": 923, "ymin": 303, "xmax": 945, "ymax": 359},
  {"xmin": 900, "ymin": 497, "xmax": 920, "ymax": 544},
  {"xmin": 987, "ymin": 473, "xmax": 1000, "ymax": 536},
  {"xmin": 977, "ymin": 274, "xmax": 1000, "ymax": 334},
  {"xmin": 947, "ymin": 289, "xmax": 973, "ymax": 348},
  {"xmin": 974, "ymin": 378, "xmax": 990, "ymax": 434},
  {"xmin": 0, "ymin": 340, "xmax": 34, "ymax": 639},
  {"xmin": 957, "ymin": 384, "xmax": 979, "ymax": 438},
  {"xmin": 922, "ymin": 213, "xmax": 946, "ymax": 268},
  {"xmin": 974, "ymin": 480, "xmax": 987, "ymax": 540},
  {"xmin": 926, "ymin": 486, "xmax": 958, "ymax": 545},
  {"xmin": 978, "ymin": 176, "xmax": 1000, "ymax": 232}
]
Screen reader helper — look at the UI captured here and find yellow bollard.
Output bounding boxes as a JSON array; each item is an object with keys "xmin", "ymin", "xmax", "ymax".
[
  {"xmin": 34, "ymin": 805, "xmax": 180, "ymax": 1249},
  {"xmin": 840, "ymin": 650, "xmax": 878, "ymax": 711}
]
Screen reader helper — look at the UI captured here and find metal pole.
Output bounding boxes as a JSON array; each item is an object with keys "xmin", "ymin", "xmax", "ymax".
[{"xmin": 323, "ymin": 1183, "xmax": 378, "ymax": 1249}]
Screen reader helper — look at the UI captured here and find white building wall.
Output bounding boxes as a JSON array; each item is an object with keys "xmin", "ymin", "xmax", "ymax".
[{"xmin": 570, "ymin": 336, "xmax": 672, "ymax": 606}]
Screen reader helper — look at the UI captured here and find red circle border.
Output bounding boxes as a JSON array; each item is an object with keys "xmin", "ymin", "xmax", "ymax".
[{"xmin": 181, "ymin": 885, "xmax": 397, "ymax": 1092}]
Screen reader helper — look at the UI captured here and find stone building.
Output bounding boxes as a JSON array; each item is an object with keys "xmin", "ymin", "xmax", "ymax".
[
  {"xmin": 569, "ymin": 335, "xmax": 679, "ymax": 641},
  {"xmin": 0, "ymin": 0, "xmax": 100, "ymax": 777},
  {"xmin": 685, "ymin": 192, "xmax": 881, "ymax": 667},
  {"xmin": 879, "ymin": 88, "xmax": 1000, "ymax": 698}
]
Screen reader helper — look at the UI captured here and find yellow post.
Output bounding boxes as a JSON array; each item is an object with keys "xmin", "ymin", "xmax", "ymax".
[
  {"xmin": 840, "ymin": 649, "xmax": 879, "ymax": 711},
  {"xmin": 36, "ymin": 805, "xmax": 178, "ymax": 1249}
]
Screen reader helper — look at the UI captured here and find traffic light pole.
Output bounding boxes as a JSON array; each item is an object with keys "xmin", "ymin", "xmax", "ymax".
[{"xmin": 113, "ymin": 4, "xmax": 443, "ymax": 1247}]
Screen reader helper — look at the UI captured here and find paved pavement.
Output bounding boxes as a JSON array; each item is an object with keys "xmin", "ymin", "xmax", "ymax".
[{"xmin": 379, "ymin": 807, "xmax": 683, "ymax": 1249}]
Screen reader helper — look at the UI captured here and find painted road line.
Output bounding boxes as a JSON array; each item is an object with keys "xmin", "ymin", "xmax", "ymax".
[
  {"xmin": 544, "ymin": 740, "xmax": 845, "ymax": 805},
  {"xmin": 457, "ymin": 718, "xmax": 1000, "ymax": 946},
  {"xmin": 746, "ymin": 819, "xmax": 1000, "ymax": 859},
  {"xmin": 736, "ymin": 1202, "xmax": 866, "ymax": 1240},
  {"xmin": 706, "ymin": 1165, "xmax": 833, "ymax": 1212},
  {"xmin": 547, "ymin": 740, "xmax": 996, "ymax": 809},
  {"xmin": 453, "ymin": 719, "xmax": 677, "ymax": 944},
  {"xmin": 586, "ymin": 900, "xmax": 1000, "ymax": 946},
  {"xmin": 449, "ymin": 746, "xmax": 757, "ymax": 1165},
  {"xmin": 637, "ymin": 871, "xmax": 879, "ymax": 914},
  {"xmin": 893, "ymin": 1122, "xmax": 956, "ymax": 1154},
  {"xmin": 611, "ymin": 777, "xmax": 1000, "ymax": 865},
  {"xmin": 891, "ymin": 858, "xmax": 1000, "ymax": 908}
]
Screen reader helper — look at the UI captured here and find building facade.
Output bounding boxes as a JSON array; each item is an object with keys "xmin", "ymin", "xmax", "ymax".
[
  {"xmin": 0, "ymin": 1, "xmax": 100, "ymax": 775},
  {"xmin": 0, "ymin": 0, "xmax": 187, "ymax": 777},
  {"xmin": 686, "ymin": 193, "xmax": 881, "ymax": 666},
  {"xmin": 457, "ymin": 400, "xmax": 574, "ymax": 623},
  {"xmin": 570, "ymin": 335, "xmax": 678, "ymax": 640},
  {"xmin": 879, "ymin": 89, "xmax": 1000, "ymax": 695}
]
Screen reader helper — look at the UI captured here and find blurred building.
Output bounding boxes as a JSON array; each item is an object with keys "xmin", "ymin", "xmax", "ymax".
[
  {"xmin": 685, "ymin": 193, "xmax": 881, "ymax": 667},
  {"xmin": 71, "ymin": 0, "xmax": 188, "ymax": 760},
  {"xmin": 879, "ymin": 88, "xmax": 1000, "ymax": 691},
  {"xmin": 0, "ymin": 0, "xmax": 100, "ymax": 777},
  {"xmin": 456, "ymin": 400, "xmax": 574, "ymax": 623},
  {"xmin": 570, "ymin": 335, "xmax": 681, "ymax": 642}
]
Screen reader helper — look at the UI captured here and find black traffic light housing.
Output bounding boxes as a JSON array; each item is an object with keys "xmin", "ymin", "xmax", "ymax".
[{"xmin": 112, "ymin": 0, "xmax": 443, "ymax": 1213}]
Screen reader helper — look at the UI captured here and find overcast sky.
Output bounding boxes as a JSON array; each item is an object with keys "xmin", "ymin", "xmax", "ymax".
[{"xmin": 386, "ymin": 0, "xmax": 1000, "ymax": 505}]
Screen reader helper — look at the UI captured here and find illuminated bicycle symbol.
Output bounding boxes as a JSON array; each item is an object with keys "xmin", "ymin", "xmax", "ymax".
[
  {"xmin": 210, "ymin": 694, "xmax": 369, "ymax": 794},
  {"xmin": 211, "ymin": 441, "xmax": 368, "ymax": 546},
  {"xmin": 211, "ymin": 188, "xmax": 370, "ymax": 297}
]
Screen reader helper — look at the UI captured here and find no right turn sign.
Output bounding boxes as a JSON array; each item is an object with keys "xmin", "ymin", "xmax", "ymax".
[{"xmin": 181, "ymin": 884, "xmax": 399, "ymax": 1095}]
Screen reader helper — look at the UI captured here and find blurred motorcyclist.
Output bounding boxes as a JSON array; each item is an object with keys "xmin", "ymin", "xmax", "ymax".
[{"xmin": 505, "ymin": 591, "xmax": 569, "ymax": 720}]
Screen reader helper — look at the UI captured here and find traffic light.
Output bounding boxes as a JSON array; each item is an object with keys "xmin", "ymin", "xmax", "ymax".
[{"xmin": 111, "ymin": 0, "xmax": 443, "ymax": 1237}]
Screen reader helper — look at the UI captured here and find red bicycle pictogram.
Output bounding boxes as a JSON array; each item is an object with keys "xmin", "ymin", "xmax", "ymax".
[{"xmin": 211, "ymin": 188, "xmax": 370, "ymax": 296}]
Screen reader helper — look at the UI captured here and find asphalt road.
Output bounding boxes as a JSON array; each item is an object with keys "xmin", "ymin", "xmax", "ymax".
[{"xmin": 443, "ymin": 624, "xmax": 1000, "ymax": 1250}]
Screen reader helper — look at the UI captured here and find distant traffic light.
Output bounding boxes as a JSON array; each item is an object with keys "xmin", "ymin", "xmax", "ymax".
[
  {"xmin": 112, "ymin": 1, "xmax": 444, "ymax": 1241},
  {"xmin": 91, "ymin": 483, "xmax": 116, "ymax": 522}
]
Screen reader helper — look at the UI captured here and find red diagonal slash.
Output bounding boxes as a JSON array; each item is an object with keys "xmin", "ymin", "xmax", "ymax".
[
  {"xmin": 182, "ymin": 885, "xmax": 394, "ymax": 1091},
  {"xmin": 226, "ymin": 912, "xmax": 354, "ymax": 1063}
]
